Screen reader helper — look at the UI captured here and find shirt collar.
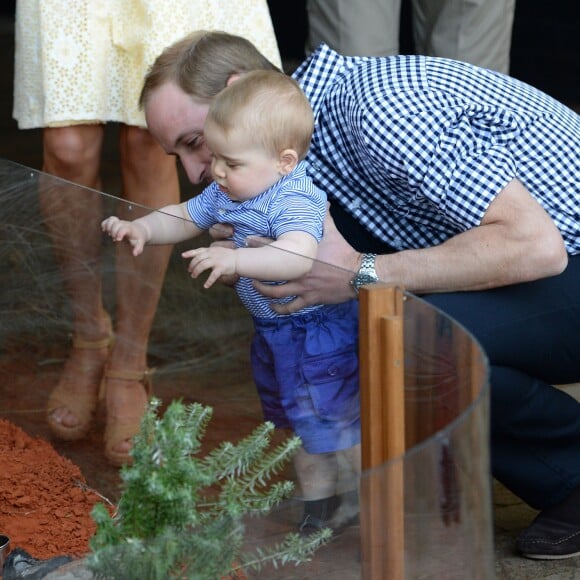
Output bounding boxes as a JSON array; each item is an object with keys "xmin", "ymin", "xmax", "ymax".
[
  {"xmin": 292, "ymin": 44, "xmax": 360, "ymax": 123},
  {"xmin": 273, "ymin": 160, "xmax": 307, "ymax": 190}
]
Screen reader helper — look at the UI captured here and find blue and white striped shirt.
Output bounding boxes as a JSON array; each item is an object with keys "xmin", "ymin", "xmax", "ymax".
[
  {"xmin": 294, "ymin": 44, "xmax": 580, "ymax": 255},
  {"xmin": 186, "ymin": 161, "xmax": 326, "ymax": 318}
]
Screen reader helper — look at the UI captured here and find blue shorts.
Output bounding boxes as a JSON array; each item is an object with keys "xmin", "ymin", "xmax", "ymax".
[{"xmin": 251, "ymin": 300, "xmax": 360, "ymax": 454}]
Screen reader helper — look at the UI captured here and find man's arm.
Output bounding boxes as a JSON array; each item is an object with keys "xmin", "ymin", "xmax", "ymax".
[
  {"xmin": 254, "ymin": 179, "xmax": 568, "ymax": 313},
  {"xmin": 375, "ymin": 179, "xmax": 567, "ymax": 293}
]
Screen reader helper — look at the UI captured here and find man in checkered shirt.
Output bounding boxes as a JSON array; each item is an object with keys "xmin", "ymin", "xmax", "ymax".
[{"xmin": 140, "ymin": 31, "xmax": 580, "ymax": 560}]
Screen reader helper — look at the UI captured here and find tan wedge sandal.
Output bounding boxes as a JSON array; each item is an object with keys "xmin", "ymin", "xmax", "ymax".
[
  {"xmin": 46, "ymin": 326, "xmax": 113, "ymax": 441},
  {"xmin": 100, "ymin": 368, "xmax": 153, "ymax": 467}
]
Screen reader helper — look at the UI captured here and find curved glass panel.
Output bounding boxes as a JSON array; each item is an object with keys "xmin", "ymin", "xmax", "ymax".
[
  {"xmin": 362, "ymin": 292, "xmax": 492, "ymax": 578},
  {"xmin": 0, "ymin": 159, "xmax": 492, "ymax": 578}
]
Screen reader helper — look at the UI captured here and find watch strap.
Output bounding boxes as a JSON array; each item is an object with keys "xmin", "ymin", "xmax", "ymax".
[{"xmin": 351, "ymin": 253, "xmax": 379, "ymax": 295}]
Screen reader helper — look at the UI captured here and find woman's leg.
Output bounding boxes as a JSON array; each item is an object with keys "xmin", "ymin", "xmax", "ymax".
[
  {"xmin": 103, "ymin": 124, "xmax": 179, "ymax": 464},
  {"xmin": 40, "ymin": 125, "xmax": 111, "ymax": 435}
]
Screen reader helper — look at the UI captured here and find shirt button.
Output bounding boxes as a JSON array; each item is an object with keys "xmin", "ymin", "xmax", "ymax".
[{"xmin": 327, "ymin": 365, "xmax": 338, "ymax": 377}]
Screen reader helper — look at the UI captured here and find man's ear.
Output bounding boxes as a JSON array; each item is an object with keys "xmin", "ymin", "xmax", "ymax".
[
  {"xmin": 226, "ymin": 73, "xmax": 241, "ymax": 87},
  {"xmin": 278, "ymin": 149, "xmax": 299, "ymax": 175}
]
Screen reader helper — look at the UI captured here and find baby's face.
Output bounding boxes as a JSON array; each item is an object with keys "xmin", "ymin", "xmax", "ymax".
[{"xmin": 205, "ymin": 125, "xmax": 282, "ymax": 202}]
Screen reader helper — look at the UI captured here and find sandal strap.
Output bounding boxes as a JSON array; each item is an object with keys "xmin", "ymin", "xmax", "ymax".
[
  {"xmin": 99, "ymin": 367, "xmax": 154, "ymax": 400},
  {"xmin": 72, "ymin": 335, "xmax": 113, "ymax": 350},
  {"xmin": 71, "ymin": 313, "xmax": 114, "ymax": 350},
  {"xmin": 105, "ymin": 368, "xmax": 152, "ymax": 382}
]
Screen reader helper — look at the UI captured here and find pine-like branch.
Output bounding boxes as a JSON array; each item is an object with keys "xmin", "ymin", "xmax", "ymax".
[{"xmin": 88, "ymin": 399, "xmax": 331, "ymax": 579}]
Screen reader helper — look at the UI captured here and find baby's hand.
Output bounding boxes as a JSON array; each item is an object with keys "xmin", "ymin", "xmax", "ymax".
[
  {"xmin": 101, "ymin": 216, "xmax": 147, "ymax": 256},
  {"xmin": 182, "ymin": 246, "xmax": 237, "ymax": 289}
]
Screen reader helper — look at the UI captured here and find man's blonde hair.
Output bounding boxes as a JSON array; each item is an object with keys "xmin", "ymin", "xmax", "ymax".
[
  {"xmin": 206, "ymin": 71, "xmax": 314, "ymax": 160},
  {"xmin": 140, "ymin": 30, "xmax": 279, "ymax": 108}
]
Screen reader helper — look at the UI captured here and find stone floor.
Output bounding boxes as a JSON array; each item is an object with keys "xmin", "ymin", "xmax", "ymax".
[{"xmin": 1, "ymin": 11, "xmax": 580, "ymax": 580}]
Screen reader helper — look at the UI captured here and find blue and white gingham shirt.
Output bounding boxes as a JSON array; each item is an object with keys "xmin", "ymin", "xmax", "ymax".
[
  {"xmin": 186, "ymin": 161, "xmax": 326, "ymax": 318},
  {"xmin": 294, "ymin": 44, "xmax": 580, "ymax": 255}
]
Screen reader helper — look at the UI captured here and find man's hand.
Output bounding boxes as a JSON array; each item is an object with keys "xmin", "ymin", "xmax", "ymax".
[
  {"xmin": 252, "ymin": 207, "xmax": 360, "ymax": 314},
  {"xmin": 182, "ymin": 245, "xmax": 238, "ymax": 289},
  {"xmin": 209, "ymin": 223, "xmax": 235, "ymax": 242},
  {"xmin": 101, "ymin": 216, "xmax": 149, "ymax": 256}
]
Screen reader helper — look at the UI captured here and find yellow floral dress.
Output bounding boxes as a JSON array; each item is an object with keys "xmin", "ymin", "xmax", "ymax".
[{"xmin": 13, "ymin": 0, "xmax": 282, "ymax": 129}]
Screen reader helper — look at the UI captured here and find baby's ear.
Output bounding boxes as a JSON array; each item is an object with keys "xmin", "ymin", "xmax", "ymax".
[
  {"xmin": 226, "ymin": 73, "xmax": 241, "ymax": 87},
  {"xmin": 278, "ymin": 149, "xmax": 299, "ymax": 175}
]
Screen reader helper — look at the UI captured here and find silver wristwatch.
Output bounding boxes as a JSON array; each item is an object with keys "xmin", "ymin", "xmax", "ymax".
[{"xmin": 351, "ymin": 253, "xmax": 379, "ymax": 295}]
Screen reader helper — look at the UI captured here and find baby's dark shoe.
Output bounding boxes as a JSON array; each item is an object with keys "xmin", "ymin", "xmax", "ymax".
[
  {"xmin": 299, "ymin": 491, "xmax": 359, "ymax": 536},
  {"xmin": 298, "ymin": 495, "xmax": 341, "ymax": 536}
]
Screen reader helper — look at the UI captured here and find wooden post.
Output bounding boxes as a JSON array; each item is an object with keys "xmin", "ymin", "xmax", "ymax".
[{"xmin": 359, "ymin": 284, "xmax": 405, "ymax": 579}]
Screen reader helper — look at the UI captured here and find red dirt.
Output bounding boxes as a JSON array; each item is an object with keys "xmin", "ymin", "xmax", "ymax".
[
  {"xmin": 0, "ymin": 418, "xmax": 102, "ymax": 560},
  {"xmin": 0, "ymin": 418, "xmax": 249, "ymax": 578}
]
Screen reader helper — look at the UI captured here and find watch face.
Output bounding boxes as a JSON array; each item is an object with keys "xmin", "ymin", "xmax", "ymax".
[
  {"xmin": 357, "ymin": 274, "xmax": 377, "ymax": 286},
  {"xmin": 353, "ymin": 272, "xmax": 378, "ymax": 291}
]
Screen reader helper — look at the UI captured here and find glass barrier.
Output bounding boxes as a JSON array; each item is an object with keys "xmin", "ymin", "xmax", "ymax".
[{"xmin": 0, "ymin": 158, "xmax": 492, "ymax": 579}]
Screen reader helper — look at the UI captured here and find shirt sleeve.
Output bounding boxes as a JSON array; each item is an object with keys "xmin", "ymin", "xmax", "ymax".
[
  {"xmin": 186, "ymin": 184, "xmax": 218, "ymax": 230},
  {"xmin": 269, "ymin": 188, "xmax": 327, "ymax": 242},
  {"xmin": 360, "ymin": 95, "xmax": 520, "ymax": 231},
  {"xmin": 420, "ymin": 113, "xmax": 518, "ymax": 228}
]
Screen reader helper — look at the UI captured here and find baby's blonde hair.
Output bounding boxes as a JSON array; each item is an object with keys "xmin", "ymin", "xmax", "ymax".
[{"xmin": 206, "ymin": 70, "xmax": 314, "ymax": 160}]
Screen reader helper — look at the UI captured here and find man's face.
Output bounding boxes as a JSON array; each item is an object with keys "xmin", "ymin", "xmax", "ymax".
[{"xmin": 145, "ymin": 82, "xmax": 213, "ymax": 185}]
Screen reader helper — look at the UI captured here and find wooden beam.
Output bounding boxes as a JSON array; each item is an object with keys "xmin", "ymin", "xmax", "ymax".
[{"xmin": 359, "ymin": 284, "xmax": 405, "ymax": 579}]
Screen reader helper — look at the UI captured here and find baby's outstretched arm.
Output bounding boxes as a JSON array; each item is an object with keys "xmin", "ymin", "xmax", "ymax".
[
  {"xmin": 101, "ymin": 217, "xmax": 150, "ymax": 256},
  {"xmin": 102, "ymin": 203, "xmax": 204, "ymax": 256},
  {"xmin": 182, "ymin": 231, "xmax": 318, "ymax": 288}
]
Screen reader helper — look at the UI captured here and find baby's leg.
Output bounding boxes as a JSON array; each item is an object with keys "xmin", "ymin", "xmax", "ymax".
[
  {"xmin": 294, "ymin": 446, "xmax": 338, "ymax": 500},
  {"xmin": 294, "ymin": 446, "xmax": 340, "ymax": 533},
  {"xmin": 339, "ymin": 442, "xmax": 361, "ymax": 475},
  {"xmin": 294, "ymin": 444, "xmax": 363, "ymax": 533},
  {"xmin": 334, "ymin": 444, "xmax": 361, "ymax": 525}
]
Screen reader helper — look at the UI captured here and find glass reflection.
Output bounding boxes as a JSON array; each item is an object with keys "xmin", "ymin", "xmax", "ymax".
[{"xmin": 0, "ymin": 159, "xmax": 492, "ymax": 578}]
